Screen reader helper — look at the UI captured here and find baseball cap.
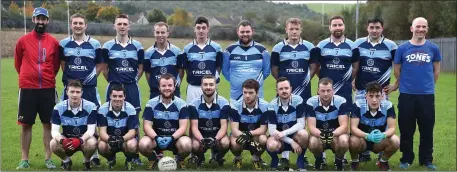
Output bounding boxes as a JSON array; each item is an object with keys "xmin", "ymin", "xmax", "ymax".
[{"xmin": 33, "ymin": 7, "xmax": 49, "ymax": 18}]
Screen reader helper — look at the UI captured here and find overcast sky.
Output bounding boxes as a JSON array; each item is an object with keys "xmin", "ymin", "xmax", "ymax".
[{"xmin": 272, "ymin": 1, "xmax": 367, "ymax": 4}]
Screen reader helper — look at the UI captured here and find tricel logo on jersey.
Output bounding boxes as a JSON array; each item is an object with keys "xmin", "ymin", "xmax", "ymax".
[
  {"xmin": 406, "ymin": 51, "xmax": 431, "ymax": 63},
  {"xmin": 326, "ymin": 57, "xmax": 345, "ymax": 70},
  {"xmin": 361, "ymin": 58, "xmax": 381, "ymax": 73},
  {"xmin": 68, "ymin": 57, "xmax": 89, "ymax": 71},
  {"xmin": 287, "ymin": 60, "xmax": 305, "ymax": 73},
  {"xmin": 192, "ymin": 62, "xmax": 212, "ymax": 75},
  {"xmin": 115, "ymin": 59, "xmax": 135, "ymax": 72}
]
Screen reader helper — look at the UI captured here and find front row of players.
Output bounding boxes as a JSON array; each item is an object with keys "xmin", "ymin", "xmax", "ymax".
[{"xmin": 50, "ymin": 74, "xmax": 399, "ymax": 171}]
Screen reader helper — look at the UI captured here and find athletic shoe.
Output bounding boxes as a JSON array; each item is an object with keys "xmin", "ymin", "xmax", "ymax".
[
  {"xmin": 335, "ymin": 159, "xmax": 343, "ymax": 171},
  {"xmin": 132, "ymin": 157, "xmax": 143, "ymax": 166},
  {"xmin": 314, "ymin": 157, "xmax": 323, "ymax": 170},
  {"xmin": 234, "ymin": 158, "xmax": 242, "ymax": 169},
  {"xmin": 83, "ymin": 161, "xmax": 91, "ymax": 171},
  {"xmin": 399, "ymin": 162, "xmax": 411, "ymax": 169},
  {"xmin": 343, "ymin": 158, "xmax": 349, "ymax": 165},
  {"xmin": 421, "ymin": 162, "xmax": 437, "ymax": 171},
  {"xmin": 62, "ymin": 159, "xmax": 72, "ymax": 171},
  {"xmin": 359, "ymin": 153, "xmax": 372, "ymax": 162},
  {"xmin": 321, "ymin": 157, "xmax": 327, "ymax": 167},
  {"xmin": 91, "ymin": 157, "xmax": 101, "ymax": 167},
  {"xmin": 253, "ymin": 160, "xmax": 262, "ymax": 170},
  {"xmin": 175, "ymin": 156, "xmax": 186, "ymax": 169},
  {"xmin": 377, "ymin": 161, "xmax": 391, "ymax": 171},
  {"xmin": 188, "ymin": 155, "xmax": 204, "ymax": 167},
  {"xmin": 16, "ymin": 160, "xmax": 30, "ymax": 169},
  {"xmin": 351, "ymin": 161, "xmax": 360, "ymax": 171},
  {"xmin": 107, "ymin": 160, "xmax": 116, "ymax": 170},
  {"xmin": 45, "ymin": 159, "xmax": 56, "ymax": 169},
  {"xmin": 303, "ymin": 156, "xmax": 312, "ymax": 168},
  {"xmin": 209, "ymin": 157, "xmax": 225, "ymax": 166},
  {"xmin": 279, "ymin": 158, "xmax": 290, "ymax": 171},
  {"xmin": 125, "ymin": 161, "xmax": 134, "ymax": 171},
  {"xmin": 146, "ymin": 159, "xmax": 157, "ymax": 170}
]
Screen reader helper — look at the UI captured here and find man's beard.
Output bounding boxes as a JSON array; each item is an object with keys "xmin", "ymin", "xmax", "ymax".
[
  {"xmin": 332, "ymin": 31, "xmax": 343, "ymax": 38},
  {"xmin": 204, "ymin": 90, "xmax": 215, "ymax": 98},
  {"xmin": 240, "ymin": 37, "xmax": 252, "ymax": 45},
  {"xmin": 34, "ymin": 23, "xmax": 47, "ymax": 34},
  {"xmin": 161, "ymin": 91, "xmax": 174, "ymax": 99}
]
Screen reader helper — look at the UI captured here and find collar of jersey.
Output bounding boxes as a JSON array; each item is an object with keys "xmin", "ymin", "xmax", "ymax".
[
  {"xmin": 277, "ymin": 96, "xmax": 292, "ymax": 107},
  {"xmin": 193, "ymin": 38, "xmax": 211, "ymax": 46},
  {"xmin": 71, "ymin": 34, "xmax": 90, "ymax": 42},
  {"xmin": 108, "ymin": 101, "xmax": 126, "ymax": 112},
  {"xmin": 154, "ymin": 41, "xmax": 171, "ymax": 51},
  {"xmin": 67, "ymin": 99, "xmax": 83, "ymax": 111},
  {"xmin": 366, "ymin": 35, "xmax": 384, "ymax": 44},
  {"xmin": 159, "ymin": 96, "xmax": 176, "ymax": 104},
  {"xmin": 283, "ymin": 38, "xmax": 303, "ymax": 46},
  {"xmin": 115, "ymin": 36, "xmax": 132, "ymax": 45},
  {"xmin": 201, "ymin": 94, "xmax": 218, "ymax": 105},
  {"xmin": 329, "ymin": 36, "xmax": 346, "ymax": 43},
  {"xmin": 236, "ymin": 40, "xmax": 255, "ymax": 47},
  {"xmin": 318, "ymin": 96, "xmax": 334, "ymax": 107},
  {"xmin": 243, "ymin": 97, "xmax": 259, "ymax": 109}
]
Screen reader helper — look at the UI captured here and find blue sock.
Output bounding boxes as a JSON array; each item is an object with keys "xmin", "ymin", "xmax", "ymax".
[
  {"xmin": 267, "ymin": 150, "xmax": 279, "ymax": 168},
  {"xmin": 296, "ymin": 149, "xmax": 306, "ymax": 169}
]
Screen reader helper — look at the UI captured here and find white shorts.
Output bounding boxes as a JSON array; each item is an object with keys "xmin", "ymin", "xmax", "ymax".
[
  {"xmin": 354, "ymin": 89, "xmax": 388, "ymax": 102},
  {"xmin": 186, "ymin": 84, "xmax": 203, "ymax": 104}
]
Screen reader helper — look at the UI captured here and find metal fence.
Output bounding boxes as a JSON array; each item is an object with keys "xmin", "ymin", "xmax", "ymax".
[{"xmin": 395, "ymin": 37, "xmax": 456, "ymax": 73}]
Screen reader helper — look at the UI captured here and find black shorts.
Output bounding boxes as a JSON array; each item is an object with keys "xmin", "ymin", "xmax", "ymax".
[
  {"xmin": 153, "ymin": 136, "xmax": 186, "ymax": 154},
  {"xmin": 17, "ymin": 88, "xmax": 57, "ymax": 125},
  {"xmin": 106, "ymin": 82, "xmax": 141, "ymax": 112},
  {"xmin": 364, "ymin": 140, "xmax": 375, "ymax": 152},
  {"xmin": 62, "ymin": 85, "xmax": 100, "ymax": 107}
]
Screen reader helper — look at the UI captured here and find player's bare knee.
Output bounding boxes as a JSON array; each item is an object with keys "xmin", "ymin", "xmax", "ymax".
[
  {"xmin": 139, "ymin": 136, "xmax": 153, "ymax": 153},
  {"xmin": 50, "ymin": 139, "xmax": 62, "ymax": 152},
  {"xmin": 308, "ymin": 136, "xmax": 323, "ymax": 154},
  {"xmin": 258, "ymin": 135, "xmax": 268, "ymax": 145},
  {"xmin": 388, "ymin": 134, "xmax": 400, "ymax": 150},
  {"xmin": 83, "ymin": 137, "xmax": 98, "ymax": 151},
  {"xmin": 177, "ymin": 136, "xmax": 192, "ymax": 152},
  {"xmin": 191, "ymin": 139, "xmax": 202, "ymax": 152},
  {"xmin": 266, "ymin": 138, "xmax": 280, "ymax": 152},
  {"xmin": 349, "ymin": 135, "xmax": 362, "ymax": 150},
  {"xmin": 294, "ymin": 129, "xmax": 309, "ymax": 147},
  {"xmin": 97, "ymin": 141, "xmax": 110, "ymax": 155},
  {"xmin": 125, "ymin": 139, "xmax": 138, "ymax": 154},
  {"xmin": 338, "ymin": 134, "xmax": 349, "ymax": 149},
  {"xmin": 219, "ymin": 136, "xmax": 230, "ymax": 150}
]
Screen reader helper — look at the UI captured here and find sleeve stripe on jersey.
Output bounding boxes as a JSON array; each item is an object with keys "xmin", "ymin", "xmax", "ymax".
[
  {"xmin": 292, "ymin": 68, "xmax": 311, "ymax": 96},
  {"xmin": 377, "ymin": 67, "xmax": 392, "ymax": 85}
]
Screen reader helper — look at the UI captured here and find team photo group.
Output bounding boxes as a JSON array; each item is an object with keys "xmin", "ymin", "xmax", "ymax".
[{"xmin": 14, "ymin": 7, "xmax": 441, "ymax": 171}]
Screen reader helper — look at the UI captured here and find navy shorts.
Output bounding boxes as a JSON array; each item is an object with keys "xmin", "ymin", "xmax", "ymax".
[
  {"xmin": 106, "ymin": 82, "xmax": 141, "ymax": 112},
  {"xmin": 17, "ymin": 88, "xmax": 57, "ymax": 125},
  {"xmin": 62, "ymin": 85, "xmax": 100, "ymax": 107}
]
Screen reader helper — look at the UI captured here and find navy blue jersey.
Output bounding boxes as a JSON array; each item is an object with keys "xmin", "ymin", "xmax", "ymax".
[
  {"xmin": 222, "ymin": 41, "xmax": 271, "ymax": 100},
  {"xmin": 102, "ymin": 37, "xmax": 144, "ymax": 84},
  {"xmin": 394, "ymin": 41, "xmax": 442, "ymax": 94},
  {"xmin": 188, "ymin": 95, "xmax": 230, "ymax": 137},
  {"xmin": 354, "ymin": 37, "xmax": 397, "ymax": 90},
  {"xmin": 305, "ymin": 95, "xmax": 349, "ymax": 131},
  {"xmin": 180, "ymin": 39, "xmax": 222, "ymax": 86},
  {"xmin": 51, "ymin": 99, "xmax": 98, "ymax": 138},
  {"xmin": 97, "ymin": 101, "xmax": 139, "ymax": 136},
  {"xmin": 271, "ymin": 39, "xmax": 318, "ymax": 100},
  {"xmin": 142, "ymin": 96, "xmax": 188, "ymax": 136},
  {"xmin": 144, "ymin": 42, "xmax": 183, "ymax": 91},
  {"xmin": 351, "ymin": 99, "xmax": 396, "ymax": 133},
  {"xmin": 59, "ymin": 36, "xmax": 103, "ymax": 86},
  {"xmin": 266, "ymin": 95, "xmax": 305, "ymax": 136},
  {"xmin": 316, "ymin": 38, "xmax": 359, "ymax": 95},
  {"xmin": 230, "ymin": 98, "xmax": 269, "ymax": 132}
]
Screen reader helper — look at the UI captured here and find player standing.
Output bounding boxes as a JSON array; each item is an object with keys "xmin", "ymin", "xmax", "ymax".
[
  {"xmin": 102, "ymin": 14, "xmax": 144, "ymax": 165},
  {"xmin": 222, "ymin": 20, "xmax": 271, "ymax": 103},
  {"xmin": 180, "ymin": 16, "xmax": 223, "ymax": 104},
  {"xmin": 144, "ymin": 22, "xmax": 184, "ymax": 99},
  {"xmin": 97, "ymin": 85, "xmax": 139, "ymax": 170},
  {"xmin": 14, "ymin": 7, "xmax": 60, "ymax": 169},
  {"xmin": 138, "ymin": 74, "xmax": 192, "ymax": 170},
  {"xmin": 187, "ymin": 75, "xmax": 231, "ymax": 167},
  {"xmin": 306, "ymin": 78, "xmax": 349, "ymax": 171},
  {"xmin": 229, "ymin": 79, "xmax": 269, "ymax": 170},
  {"xmin": 393, "ymin": 17, "xmax": 441, "ymax": 171},
  {"xmin": 266, "ymin": 77, "xmax": 309, "ymax": 171},
  {"xmin": 49, "ymin": 80, "xmax": 98, "ymax": 171}
]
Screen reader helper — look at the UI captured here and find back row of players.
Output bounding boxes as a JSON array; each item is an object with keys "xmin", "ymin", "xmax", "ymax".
[{"xmin": 54, "ymin": 13, "xmax": 399, "ymax": 171}]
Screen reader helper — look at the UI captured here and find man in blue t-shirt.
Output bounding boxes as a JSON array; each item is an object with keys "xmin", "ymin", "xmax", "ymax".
[
  {"xmin": 97, "ymin": 85, "xmax": 139, "ymax": 171},
  {"xmin": 392, "ymin": 17, "xmax": 441, "ymax": 171},
  {"xmin": 349, "ymin": 81, "xmax": 400, "ymax": 171},
  {"xmin": 222, "ymin": 20, "xmax": 271, "ymax": 103}
]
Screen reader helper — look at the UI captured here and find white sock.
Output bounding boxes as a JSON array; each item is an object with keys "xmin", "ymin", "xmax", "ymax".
[
  {"xmin": 323, "ymin": 152, "xmax": 326, "ymax": 159},
  {"xmin": 91, "ymin": 150, "xmax": 99, "ymax": 159},
  {"xmin": 344, "ymin": 153, "xmax": 347, "ymax": 159},
  {"xmin": 282, "ymin": 151, "xmax": 290, "ymax": 160},
  {"xmin": 252, "ymin": 155, "xmax": 260, "ymax": 161},
  {"xmin": 63, "ymin": 157, "xmax": 71, "ymax": 163}
]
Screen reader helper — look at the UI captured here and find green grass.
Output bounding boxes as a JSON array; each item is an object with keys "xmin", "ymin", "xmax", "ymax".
[
  {"xmin": 306, "ymin": 3, "xmax": 355, "ymax": 15},
  {"xmin": 2, "ymin": 56, "xmax": 455, "ymax": 170}
]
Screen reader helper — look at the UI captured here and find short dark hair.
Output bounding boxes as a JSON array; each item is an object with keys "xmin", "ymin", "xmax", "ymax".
[
  {"xmin": 195, "ymin": 16, "xmax": 209, "ymax": 27},
  {"xmin": 276, "ymin": 77, "xmax": 290, "ymax": 87},
  {"xmin": 67, "ymin": 80, "xmax": 82, "ymax": 89},
  {"xmin": 365, "ymin": 81, "xmax": 382, "ymax": 94},
  {"xmin": 329, "ymin": 15, "xmax": 345, "ymax": 24},
  {"xmin": 159, "ymin": 73, "xmax": 176, "ymax": 85},
  {"xmin": 201, "ymin": 75, "xmax": 216, "ymax": 84},
  {"xmin": 238, "ymin": 20, "xmax": 253, "ymax": 29},
  {"xmin": 114, "ymin": 14, "xmax": 129, "ymax": 23},
  {"xmin": 70, "ymin": 13, "xmax": 87, "ymax": 24},
  {"xmin": 109, "ymin": 84, "xmax": 126, "ymax": 96},
  {"xmin": 242, "ymin": 79, "xmax": 260, "ymax": 93},
  {"xmin": 318, "ymin": 77, "xmax": 333, "ymax": 87},
  {"xmin": 367, "ymin": 17, "xmax": 384, "ymax": 27}
]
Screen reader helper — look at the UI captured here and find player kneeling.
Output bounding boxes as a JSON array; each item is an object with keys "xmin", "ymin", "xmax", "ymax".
[
  {"xmin": 349, "ymin": 81, "xmax": 400, "ymax": 171},
  {"xmin": 266, "ymin": 77, "xmax": 309, "ymax": 171},
  {"xmin": 138, "ymin": 74, "xmax": 192, "ymax": 170},
  {"xmin": 187, "ymin": 75, "xmax": 231, "ymax": 167},
  {"xmin": 230, "ymin": 79, "xmax": 269, "ymax": 170},
  {"xmin": 50, "ymin": 80, "xmax": 98, "ymax": 171},
  {"xmin": 97, "ymin": 84, "xmax": 139, "ymax": 170},
  {"xmin": 306, "ymin": 78, "xmax": 350, "ymax": 171}
]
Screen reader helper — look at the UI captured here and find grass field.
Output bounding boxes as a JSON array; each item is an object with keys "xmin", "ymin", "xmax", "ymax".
[{"xmin": 1, "ymin": 37, "xmax": 455, "ymax": 170}]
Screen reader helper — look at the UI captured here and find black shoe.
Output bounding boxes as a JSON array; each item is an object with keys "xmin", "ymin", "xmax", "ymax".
[
  {"xmin": 62, "ymin": 159, "xmax": 72, "ymax": 171},
  {"xmin": 343, "ymin": 158, "xmax": 349, "ymax": 165},
  {"xmin": 321, "ymin": 157, "xmax": 327, "ymax": 167},
  {"xmin": 314, "ymin": 157, "xmax": 323, "ymax": 170},
  {"xmin": 132, "ymin": 157, "xmax": 143, "ymax": 166},
  {"xmin": 91, "ymin": 158, "xmax": 101, "ymax": 167},
  {"xmin": 107, "ymin": 160, "xmax": 116, "ymax": 170},
  {"xmin": 335, "ymin": 159, "xmax": 343, "ymax": 171},
  {"xmin": 278, "ymin": 158, "xmax": 290, "ymax": 171},
  {"xmin": 125, "ymin": 161, "xmax": 134, "ymax": 171},
  {"xmin": 359, "ymin": 153, "xmax": 372, "ymax": 162},
  {"xmin": 351, "ymin": 161, "xmax": 360, "ymax": 171},
  {"xmin": 303, "ymin": 156, "xmax": 312, "ymax": 168},
  {"xmin": 187, "ymin": 155, "xmax": 204, "ymax": 167},
  {"xmin": 377, "ymin": 160, "xmax": 391, "ymax": 171},
  {"xmin": 84, "ymin": 161, "xmax": 91, "ymax": 171}
]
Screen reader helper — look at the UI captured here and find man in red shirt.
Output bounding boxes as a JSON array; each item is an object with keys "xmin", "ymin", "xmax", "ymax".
[{"xmin": 14, "ymin": 7, "xmax": 60, "ymax": 169}]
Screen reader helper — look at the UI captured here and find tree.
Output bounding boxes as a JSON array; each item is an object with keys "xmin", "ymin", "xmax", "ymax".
[
  {"xmin": 170, "ymin": 8, "xmax": 191, "ymax": 26},
  {"xmin": 243, "ymin": 11, "xmax": 257, "ymax": 22},
  {"xmin": 263, "ymin": 10, "xmax": 278, "ymax": 25},
  {"xmin": 85, "ymin": 2, "xmax": 101, "ymax": 22},
  {"xmin": 25, "ymin": 1, "xmax": 34, "ymax": 17},
  {"xmin": 8, "ymin": 1, "xmax": 21, "ymax": 13},
  {"xmin": 117, "ymin": 2, "xmax": 138, "ymax": 15},
  {"xmin": 147, "ymin": 9, "xmax": 167, "ymax": 23},
  {"xmin": 48, "ymin": 3, "xmax": 68, "ymax": 21},
  {"xmin": 96, "ymin": 6, "xmax": 121, "ymax": 23}
]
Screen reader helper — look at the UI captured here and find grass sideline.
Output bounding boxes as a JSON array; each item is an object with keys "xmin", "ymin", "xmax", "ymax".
[{"xmin": 1, "ymin": 57, "xmax": 455, "ymax": 171}]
